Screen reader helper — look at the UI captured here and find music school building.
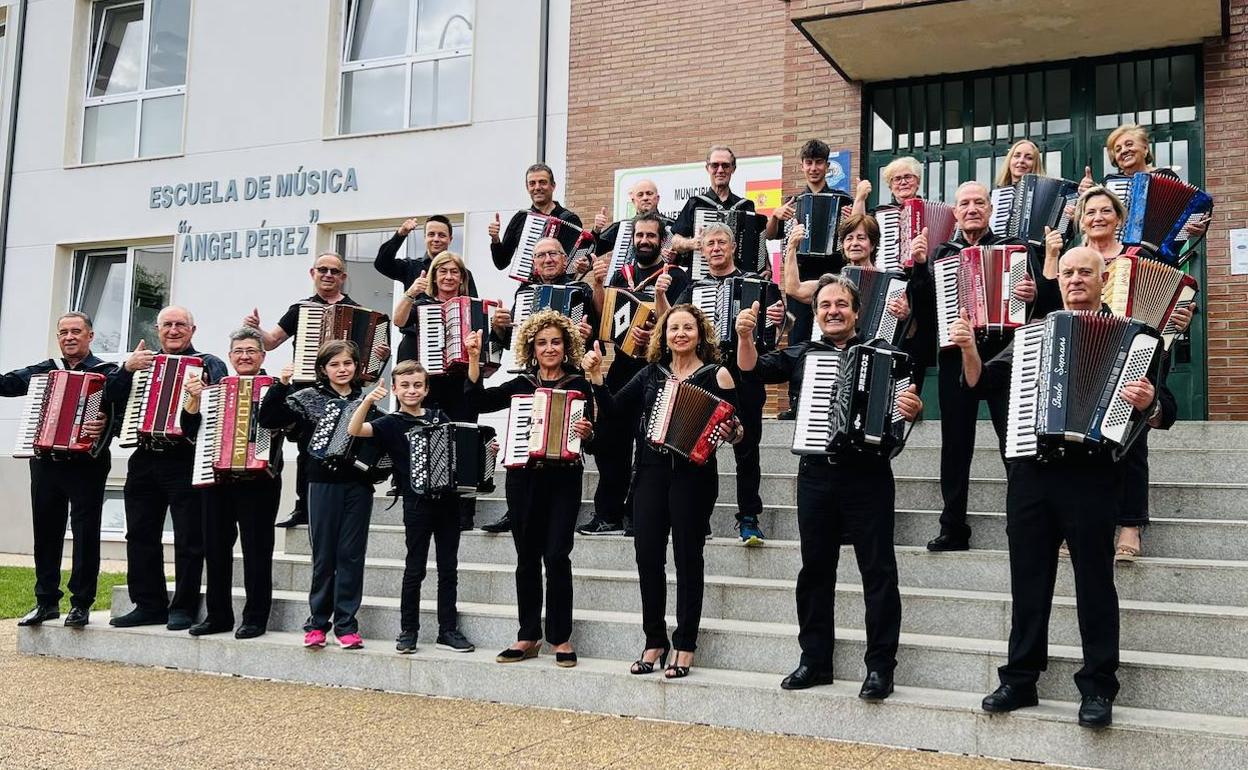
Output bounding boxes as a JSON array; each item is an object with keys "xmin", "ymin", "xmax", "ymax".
[
  {"xmin": 565, "ymin": 0, "xmax": 1248, "ymax": 421},
  {"xmin": 0, "ymin": 0, "xmax": 574, "ymax": 553}
]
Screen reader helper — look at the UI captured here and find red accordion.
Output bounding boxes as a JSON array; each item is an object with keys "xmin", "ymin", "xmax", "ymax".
[
  {"xmin": 191, "ymin": 376, "xmax": 281, "ymax": 486},
  {"xmin": 644, "ymin": 379, "xmax": 736, "ymax": 466},
  {"xmin": 13, "ymin": 370, "xmax": 108, "ymax": 458},
  {"xmin": 443, "ymin": 297, "xmax": 503, "ymax": 375},
  {"xmin": 119, "ymin": 354, "xmax": 203, "ymax": 447},
  {"xmin": 291, "ymin": 303, "xmax": 389, "ymax": 384},
  {"xmin": 934, "ymin": 244, "xmax": 1029, "ymax": 348},
  {"xmin": 876, "ymin": 199, "xmax": 957, "ymax": 272}
]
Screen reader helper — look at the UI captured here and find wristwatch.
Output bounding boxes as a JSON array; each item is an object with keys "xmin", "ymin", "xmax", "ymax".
[{"xmin": 1147, "ymin": 399, "xmax": 1163, "ymax": 423}]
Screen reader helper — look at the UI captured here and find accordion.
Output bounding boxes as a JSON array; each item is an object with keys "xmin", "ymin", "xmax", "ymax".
[
  {"xmin": 415, "ymin": 297, "xmax": 504, "ymax": 377},
  {"xmin": 644, "ymin": 378, "xmax": 736, "ymax": 466},
  {"xmin": 1005, "ymin": 312, "xmax": 1160, "ymax": 462},
  {"xmin": 794, "ymin": 191, "xmax": 854, "ymax": 258},
  {"xmin": 501, "ymin": 389, "xmax": 585, "ymax": 468},
  {"xmin": 934, "ymin": 244, "xmax": 1029, "ymax": 348},
  {"xmin": 605, "ymin": 219, "xmax": 635, "ymax": 287},
  {"xmin": 513, "ymin": 282, "xmax": 591, "ymax": 330},
  {"xmin": 191, "ymin": 376, "xmax": 281, "ymax": 487},
  {"xmin": 989, "ymin": 174, "xmax": 1079, "ymax": 246},
  {"xmin": 688, "ymin": 276, "xmax": 781, "ymax": 350},
  {"xmin": 407, "ymin": 422, "xmax": 497, "ymax": 497},
  {"xmin": 13, "ymin": 370, "xmax": 108, "ymax": 458},
  {"xmin": 119, "ymin": 354, "xmax": 203, "ymax": 448},
  {"xmin": 304, "ymin": 395, "xmax": 393, "ymax": 480},
  {"xmin": 1121, "ymin": 173, "xmax": 1213, "ymax": 264},
  {"xmin": 509, "ymin": 212, "xmax": 595, "ymax": 282},
  {"xmin": 597, "ymin": 287, "xmax": 655, "ymax": 358},
  {"xmin": 791, "ymin": 343, "xmax": 911, "ymax": 459},
  {"xmin": 292, "ymin": 303, "xmax": 389, "ymax": 384},
  {"xmin": 692, "ymin": 206, "xmax": 768, "ymax": 279},
  {"xmin": 836, "ymin": 266, "xmax": 908, "ymax": 346},
  {"xmin": 1103, "ymin": 255, "xmax": 1199, "ymax": 351},
  {"xmin": 875, "ymin": 199, "xmax": 956, "ymax": 272}
]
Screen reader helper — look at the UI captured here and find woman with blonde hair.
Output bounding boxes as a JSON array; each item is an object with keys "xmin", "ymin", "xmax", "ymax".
[
  {"xmin": 464, "ymin": 310, "xmax": 594, "ymax": 667},
  {"xmin": 583, "ymin": 304, "xmax": 743, "ymax": 679},
  {"xmin": 994, "ymin": 140, "xmax": 1046, "ymax": 188}
]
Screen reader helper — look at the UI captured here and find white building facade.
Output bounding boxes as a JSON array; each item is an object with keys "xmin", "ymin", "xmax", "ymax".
[{"xmin": 0, "ymin": 0, "xmax": 573, "ymax": 552}]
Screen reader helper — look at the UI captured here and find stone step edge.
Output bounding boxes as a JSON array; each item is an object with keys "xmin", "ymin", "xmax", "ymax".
[{"xmin": 262, "ymin": 553, "xmax": 1248, "ymax": 620}]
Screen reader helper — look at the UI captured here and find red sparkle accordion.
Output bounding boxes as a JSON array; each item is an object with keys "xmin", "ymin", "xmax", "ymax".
[
  {"xmin": 875, "ymin": 198, "xmax": 957, "ymax": 272},
  {"xmin": 13, "ymin": 370, "xmax": 108, "ymax": 458},
  {"xmin": 501, "ymin": 388, "xmax": 585, "ymax": 468},
  {"xmin": 119, "ymin": 354, "xmax": 203, "ymax": 448},
  {"xmin": 415, "ymin": 297, "xmax": 504, "ymax": 377},
  {"xmin": 1103, "ymin": 255, "xmax": 1199, "ymax": 351},
  {"xmin": 191, "ymin": 376, "xmax": 282, "ymax": 487},
  {"xmin": 292, "ymin": 303, "xmax": 389, "ymax": 384},
  {"xmin": 644, "ymin": 378, "xmax": 736, "ymax": 466},
  {"xmin": 934, "ymin": 244, "xmax": 1029, "ymax": 348}
]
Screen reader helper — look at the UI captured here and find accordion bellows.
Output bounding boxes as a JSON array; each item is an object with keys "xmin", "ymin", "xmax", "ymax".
[
  {"xmin": 119, "ymin": 354, "xmax": 203, "ymax": 448},
  {"xmin": 1120, "ymin": 173, "xmax": 1213, "ymax": 263},
  {"xmin": 1103, "ymin": 255, "xmax": 1199, "ymax": 351},
  {"xmin": 192, "ymin": 375, "xmax": 281, "ymax": 486},
  {"xmin": 292, "ymin": 303, "xmax": 389, "ymax": 384},
  {"xmin": 644, "ymin": 379, "xmax": 736, "ymax": 465},
  {"xmin": 13, "ymin": 370, "xmax": 108, "ymax": 458}
]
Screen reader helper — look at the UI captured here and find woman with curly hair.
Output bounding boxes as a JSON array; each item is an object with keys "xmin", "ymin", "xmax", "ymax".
[
  {"xmin": 464, "ymin": 309, "xmax": 594, "ymax": 667},
  {"xmin": 582, "ymin": 303, "xmax": 743, "ymax": 679}
]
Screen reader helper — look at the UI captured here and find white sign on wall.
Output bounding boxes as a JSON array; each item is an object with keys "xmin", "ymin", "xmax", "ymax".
[{"xmin": 611, "ymin": 155, "xmax": 784, "ymax": 221}]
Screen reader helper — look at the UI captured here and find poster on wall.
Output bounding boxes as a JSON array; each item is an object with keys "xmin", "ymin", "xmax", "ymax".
[{"xmin": 827, "ymin": 150, "xmax": 852, "ymax": 192}]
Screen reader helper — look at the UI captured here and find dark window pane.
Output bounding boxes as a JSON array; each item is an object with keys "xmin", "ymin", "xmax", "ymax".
[
  {"xmin": 896, "ymin": 86, "xmax": 911, "ymax": 150},
  {"xmin": 1155, "ymin": 56, "xmax": 1172, "ymax": 122},
  {"xmin": 928, "ymin": 82, "xmax": 942, "ymax": 147},
  {"xmin": 1172, "ymin": 54, "xmax": 1197, "ymax": 122},
  {"xmin": 872, "ymin": 88, "xmax": 895, "ymax": 152},
  {"xmin": 1011, "ymin": 73, "xmax": 1027, "ymax": 139},
  {"xmin": 1136, "ymin": 59, "xmax": 1153, "ymax": 125},
  {"xmin": 1095, "ymin": 63, "xmax": 1118, "ymax": 129},
  {"xmin": 945, "ymin": 81, "xmax": 964, "ymax": 144},
  {"xmin": 1118, "ymin": 62, "xmax": 1136, "ymax": 124},
  {"xmin": 1027, "ymin": 71, "xmax": 1044, "ymax": 135},
  {"xmin": 973, "ymin": 77, "xmax": 991, "ymax": 141},
  {"xmin": 994, "ymin": 76, "xmax": 1010, "ymax": 139},
  {"xmin": 1045, "ymin": 68, "xmax": 1071, "ymax": 134}
]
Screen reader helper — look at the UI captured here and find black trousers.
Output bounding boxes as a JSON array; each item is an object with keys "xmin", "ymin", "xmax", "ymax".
[
  {"xmin": 632, "ymin": 459, "xmax": 718, "ymax": 651},
  {"xmin": 937, "ymin": 347, "xmax": 1009, "ymax": 540},
  {"xmin": 794, "ymin": 456, "xmax": 901, "ymax": 674},
  {"xmin": 998, "ymin": 460, "xmax": 1123, "ymax": 699},
  {"xmin": 432, "ymin": 374, "xmax": 480, "ymax": 529},
  {"xmin": 293, "ymin": 442, "xmax": 309, "ymax": 513},
  {"xmin": 592, "ymin": 353, "xmax": 645, "ymax": 525},
  {"xmin": 731, "ymin": 374, "xmax": 765, "ymax": 519},
  {"xmin": 1119, "ymin": 431, "xmax": 1150, "ymax": 527},
  {"xmin": 400, "ymin": 494, "xmax": 461, "ymax": 633},
  {"xmin": 29, "ymin": 456, "xmax": 109, "ymax": 609},
  {"xmin": 202, "ymin": 477, "xmax": 281, "ymax": 627},
  {"xmin": 305, "ymin": 481, "xmax": 373, "ymax": 635},
  {"xmin": 123, "ymin": 449, "xmax": 203, "ymax": 615},
  {"xmin": 506, "ymin": 465, "xmax": 581, "ymax": 644}
]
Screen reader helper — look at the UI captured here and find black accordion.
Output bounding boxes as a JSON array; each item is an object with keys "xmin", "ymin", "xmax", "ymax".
[
  {"xmin": 840, "ymin": 266, "xmax": 908, "ymax": 347},
  {"xmin": 300, "ymin": 392, "xmax": 393, "ymax": 481},
  {"xmin": 407, "ymin": 422, "xmax": 497, "ymax": 497},
  {"xmin": 688, "ymin": 276, "xmax": 781, "ymax": 350},
  {"xmin": 691, "ymin": 205, "xmax": 768, "ymax": 279},
  {"xmin": 793, "ymin": 191, "xmax": 854, "ymax": 258},
  {"xmin": 1004, "ymin": 312, "xmax": 1160, "ymax": 462},
  {"xmin": 791, "ymin": 342, "xmax": 911, "ymax": 459},
  {"xmin": 644, "ymin": 378, "xmax": 737, "ymax": 466},
  {"xmin": 988, "ymin": 174, "xmax": 1079, "ymax": 246},
  {"xmin": 513, "ymin": 282, "xmax": 592, "ymax": 330}
]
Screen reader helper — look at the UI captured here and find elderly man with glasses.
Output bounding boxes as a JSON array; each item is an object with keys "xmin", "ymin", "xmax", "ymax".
[{"xmin": 670, "ymin": 145, "xmax": 760, "ymax": 260}]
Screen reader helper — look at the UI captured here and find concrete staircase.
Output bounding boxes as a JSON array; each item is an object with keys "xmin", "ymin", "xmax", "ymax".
[{"xmin": 19, "ymin": 420, "xmax": 1248, "ymax": 768}]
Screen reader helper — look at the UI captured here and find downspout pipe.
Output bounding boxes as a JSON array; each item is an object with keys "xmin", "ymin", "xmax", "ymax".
[
  {"xmin": 0, "ymin": 0, "xmax": 29, "ymax": 321},
  {"xmin": 536, "ymin": 0, "xmax": 550, "ymax": 162}
]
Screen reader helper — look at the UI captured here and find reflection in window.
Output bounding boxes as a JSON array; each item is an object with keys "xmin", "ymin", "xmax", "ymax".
[{"xmin": 72, "ymin": 246, "xmax": 173, "ymax": 356}]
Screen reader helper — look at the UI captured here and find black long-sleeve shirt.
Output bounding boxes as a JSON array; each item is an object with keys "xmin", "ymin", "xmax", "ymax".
[
  {"xmin": 373, "ymin": 232, "xmax": 479, "ymax": 296},
  {"xmin": 104, "ymin": 346, "xmax": 228, "ymax": 453},
  {"xmin": 466, "ymin": 368, "xmax": 596, "ymax": 461},
  {"xmin": 490, "ymin": 203, "xmax": 584, "ymax": 270},
  {"xmin": 1, "ymin": 353, "xmax": 121, "ymax": 459},
  {"xmin": 258, "ymin": 381, "xmax": 375, "ymax": 483}
]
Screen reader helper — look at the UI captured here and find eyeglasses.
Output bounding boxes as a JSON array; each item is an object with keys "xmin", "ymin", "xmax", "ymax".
[
  {"xmin": 314, "ymin": 266, "xmax": 344, "ymax": 276},
  {"xmin": 158, "ymin": 321, "xmax": 191, "ymax": 330},
  {"xmin": 891, "ymin": 174, "xmax": 918, "ymax": 183},
  {"xmin": 230, "ymin": 348, "xmax": 262, "ymax": 356},
  {"xmin": 533, "ymin": 250, "xmax": 563, "ymax": 259},
  {"xmin": 707, "ymin": 162, "xmax": 734, "ymax": 170}
]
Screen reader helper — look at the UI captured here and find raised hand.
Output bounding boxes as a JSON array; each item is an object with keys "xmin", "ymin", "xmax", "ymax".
[
  {"xmin": 910, "ymin": 227, "xmax": 929, "ymax": 265},
  {"xmin": 410, "ymin": 270, "xmax": 430, "ymax": 297},
  {"xmin": 492, "ymin": 308, "xmax": 513, "ymax": 331},
  {"xmin": 590, "ymin": 254, "xmax": 608, "ymax": 286},
  {"xmin": 654, "ymin": 270, "xmax": 672, "ymax": 297},
  {"xmin": 949, "ymin": 307, "xmax": 975, "ymax": 351},
  {"xmin": 488, "ymin": 212, "xmax": 501, "ymax": 242},
  {"xmin": 184, "ymin": 377, "xmax": 205, "ymax": 398},
  {"xmin": 465, "ymin": 329, "xmax": 482, "ymax": 357},
  {"xmin": 398, "ymin": 218, "xmax": 419, "ymax": 236},
  {"xmin": 576, "ymin": 319, "xmax": 593, "ymax": 343},
  {"xmin": 774, "ymin": 197, "xmax": 796, "ymax": 222},
  {"xmin": 855, "ymin": 179, "xmax": 872, "ymax": 202},
  {"xmin": 280, "ymin": 362, "xmax": 294, "ymax": 385},
  {"xmin": 736, "ymin": 301, "xmax": 760, "ymax": 338},
  {"xmin": 364, "ymin": 381, "xmax": 389, "ymax": 404},
  {"xmin": 593, "ymin": 206, "xmax": 609, "ymax": 233},
  {"xmin": 1044, "ymin": 226, "xmax": 1063, "ymax": 261},
  {"xmin": 243, "ymin": 307, "xmax": 261, "ymax": 329},
  {"xmin": 1078, "ymin": 165, "xmax": 1095, "ymax": 195},
  {"xmin": 581, "ymin": 340, "xmax": 604, "ymax": 376},
  {"xmin": 787, "ymin": 223, "xmax": 806, "ymax": 249},
  {"xmin": 125, "ymin": 339, "xmax": 154, "ymax": 373}
]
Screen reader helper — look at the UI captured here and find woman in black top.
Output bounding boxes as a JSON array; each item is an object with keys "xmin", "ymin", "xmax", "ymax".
[
  {"xmin": 583, "ymin": 303, "xmax": 743, "ymax": 678},
  {"xmin": 464, "ymin": 309, "xmax": 594, "ymax": 667},
  {"xmin": 259, "ymin": 340, "xmax": 378, "ymax": 650}
]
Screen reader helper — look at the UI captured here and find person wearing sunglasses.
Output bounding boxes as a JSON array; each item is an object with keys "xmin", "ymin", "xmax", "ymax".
[{"xmin": 670, "ymin": 145, "xmax": 759, "ymax": 260}]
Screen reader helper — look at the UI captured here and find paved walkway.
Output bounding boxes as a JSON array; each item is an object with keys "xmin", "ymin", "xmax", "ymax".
[{"xmin": 0, "ymin": 620, "xmax": 1059, "ymax": 770}]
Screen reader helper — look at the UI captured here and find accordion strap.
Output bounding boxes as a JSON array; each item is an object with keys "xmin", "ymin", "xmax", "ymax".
[{"xmin": 659, "ymin": 362, "xmax": 719, "ymax": 383}]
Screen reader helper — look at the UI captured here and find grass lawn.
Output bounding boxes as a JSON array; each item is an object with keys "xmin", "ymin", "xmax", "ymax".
[{"xmin": 0, "ymin": 566, "xmax": 126, "ymax": 619}]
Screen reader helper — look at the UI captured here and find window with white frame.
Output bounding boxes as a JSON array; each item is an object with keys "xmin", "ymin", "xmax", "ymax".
[
  {"xmin": 71, "ymin": 246, "xmax": 174, "ymax": 356},
  {"xmin": 339, "ymin": 0, "xmax": 474, "ymax": 135},
  {"xmin": 82, "ymin": 0, "xmax": 190, "ymax": 163}
]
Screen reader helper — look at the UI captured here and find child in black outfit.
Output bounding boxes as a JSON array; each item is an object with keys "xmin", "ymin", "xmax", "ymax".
[{"xmin": 348, "ymin": 360, "xmax": 475, "ymax": 654}]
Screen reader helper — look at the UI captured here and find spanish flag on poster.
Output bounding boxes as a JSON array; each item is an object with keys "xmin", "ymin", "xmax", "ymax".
[{"xmin": 745, "ymin": 179, "xmax": 783, "ymax": 216}]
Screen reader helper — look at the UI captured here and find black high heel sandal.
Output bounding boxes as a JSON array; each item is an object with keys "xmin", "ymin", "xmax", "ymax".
[
  {"xmin": 629, "ymin": 646, "xmax": 670, "ymax": 675},
  {"xmin": 664, "ymin": 651, "xmax": 693, "ymax": 679}
]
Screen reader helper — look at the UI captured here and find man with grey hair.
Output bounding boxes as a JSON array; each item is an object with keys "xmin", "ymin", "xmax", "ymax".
[
  {"xmin": 109, "ymin": 305, "xmax": 227, "ymax": 629},
  {"xmin": 488, "ymin": 162, "xmax": 585, "ymax": 271},
  {"xmin": 671, "ymin": 145, "xmax": 759, "ymax": 259},
  {"xmin": 4, "ymin": 312, "xmax": 119, "ymax": 628},
  {"xmin": 178, "ymin": 326, "xmax": 283, "ymax": 639}
]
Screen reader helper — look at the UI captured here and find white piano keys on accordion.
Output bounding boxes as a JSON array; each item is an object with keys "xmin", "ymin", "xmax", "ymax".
[
  {"xmin": 1104, "ymin": 175, "xmax": 1133, "ymax": 240},
  {"xmin": 191, "ymin": 386, "xmax": 224, "ymax": 487},
  {"xmin": 689, "ymin": 284, "xmax": 718, "ymax": 323},
  {"xmin": 691, "ymin": 209, "xmax": 725, "ymax": 280},
  {"xmin": 606, "ymin": 220, "xmax": 635, "ymax": 286},
  {"xmin": 512, "ymin": 287, "xmax": 536, "ymax": 331},
  {"xmin": 503, "ymin": 395, "xmax": 534, "ymax": 468},
  {"xmin": 1004, "ymin": 322, "xmax": 1046, "ymax": 460},
  {"xmin": 875, "ymin": 277, "xmax": 908, "ymax": 345},
  {"xmin": 12, "ymin": 373, "xmax": 49, "ymax": 457},
  {"xmin": 292, "ymin": 304, "xmax": 327, "ymax": 383},
  {"xmin": 416, "ymin": 303, "xmax": 446, "ymax": 375},
  {"xmin": 117, "ymin": 368, "xmax": 152, "ymax": 448},
  {"xmin": 932, "ymin": 256, "xmax": 961, "ymax": 349},
  {"xmin": 791, "ymin": 350, "xmax": 842, "ymax": 454},
  {"xmin": 989, "ymin": 186, "xmax": 1015, "ymax": 236},
  {"xmin": 874, "ymin": 207, "xmax": 902, "ymax": 272},
  {"xmin": 509, "ymin": 214, "xmax": 547, "ymax": 282}
]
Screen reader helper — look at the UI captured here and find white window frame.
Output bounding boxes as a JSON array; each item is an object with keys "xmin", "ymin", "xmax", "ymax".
[
  {"xmin": 70, "ymin": 244, "xmax": 176, "ymax": 361},
  {"xmin": 81, "ymin": 0, "xmax": 189, "ymax": 163},
  {"xmin": 337, "ymin": 0, "xmax": 475, "ymax": 137}
]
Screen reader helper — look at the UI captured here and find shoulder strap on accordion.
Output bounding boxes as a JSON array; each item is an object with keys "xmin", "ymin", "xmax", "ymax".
[{"xmin": 693, "ymin": 194, "xmax": 724, "ymax": 210}]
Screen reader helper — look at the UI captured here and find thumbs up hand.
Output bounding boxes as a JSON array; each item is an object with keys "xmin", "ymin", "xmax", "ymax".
[
  {"xmin": 488, "ymin": 212, "xmax": 502, "ymax": 242},
  {"xmin": 950, "ymin": 307, "xmax": 975, "ymax": 350},
  {"xmin": 411, "ymin": 270, "xmax": 430, "ymax": 297},
  {"xmin": 736, "ymin": 301, "xmax": 760, "ymax": 337},
  {"xmin": 1078, "ymin": 165, "xmax": 1095, "ymax": 194},
  {"xmin": 243, "ymin": 307, "xmax": 261, "ymax": 329},
  {"xmin": 593, "ymin": 206, "xmax": 609, "ymax": 233},
  {"xmin": 125, "ymin": 338, "xmax": 155, "ymax": 373},
  {"xmin": 582, "ymin": 340, "xmax": 604, "ymax": 381}
]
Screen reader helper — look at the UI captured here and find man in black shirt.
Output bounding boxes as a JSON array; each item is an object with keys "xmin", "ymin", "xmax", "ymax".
[
  {"xmin": 5, "ymin": 312, "xmax": 117, "ymax": 628},
  {"xmin": 670, "ymin": 146, "xmax": 759, "ymax": 260},
  {"xmin": 489, "ymin": 162, "xmax": 585, "ymax": 272},
  {"xmin": 591, "ymin": 179, "xmax": 673, "ymax": 263},
  {"xmin": 374, "ymin": 214, "xmax": 479, "ymax": 296},
  {"xmin": 242, "ymin": 251, "xmax": 366, "ymax": 528}
]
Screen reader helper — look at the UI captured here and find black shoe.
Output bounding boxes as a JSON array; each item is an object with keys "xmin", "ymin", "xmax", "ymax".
[
  {"xmin": 188, "ymin": 620, "xmax": 233, "ymax": 636},
  {"xmin": 275, "ymin": 508, "xmax": 308, "ymax": 528},
  {"xmin": 1078, "ymin": 695, "xmax": 1113, "ymax": 728},
  {"xmin": 480, "ymin": 513, "xmax": 512, "ymax": 534},
  {"xmin": 577, "ymin": 516, "xmax": 625, "ymax": 536},
  {"xmin": 858, "ymin": 671, "xmax": 894, "ymax": 701},
  {"xmin": 17, "ymin": 605, "xmax": 59, "ymax": 626},
  {"xmin": 396, "ymin": 630, "xmax": 418, "ymax": 654},
  {"xmin": 234, "ymin": 624, "xmax": 266, "ymax": 639},
  {"xmin": 64, "ymin": 606, "xmax": 90, "ymax": 628},
  {"xmin": 110, "ymin": 607, "xmax": 168, "ymax": 628},
  {"xmin": 167, "ymin": 610, "xmax": 194, "ymax": 631},
  {"xmin": 555, "ymin": 651, "xmax": 578, "ymax": 668},
  {"xmin": 780, "ymin": 664, "xmax": 834, "ymax": 690},
  {"xmin": 981, "ymin": 684, "xmax": 1039, "ymax": 713},
  {"xmin": 436, "ymin": 629, "xmax": 475, "ymax": 653},
  {"xmin": 623, "ymin": 520, "xmax": 635, "ymax": 537},
  {"xmin": 775, "ymin": 409, "xmax": 796, "ymax": 421},
  {"xmin": 926, "ymin": 534, "xmax": 970, "ymax": 552}
]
